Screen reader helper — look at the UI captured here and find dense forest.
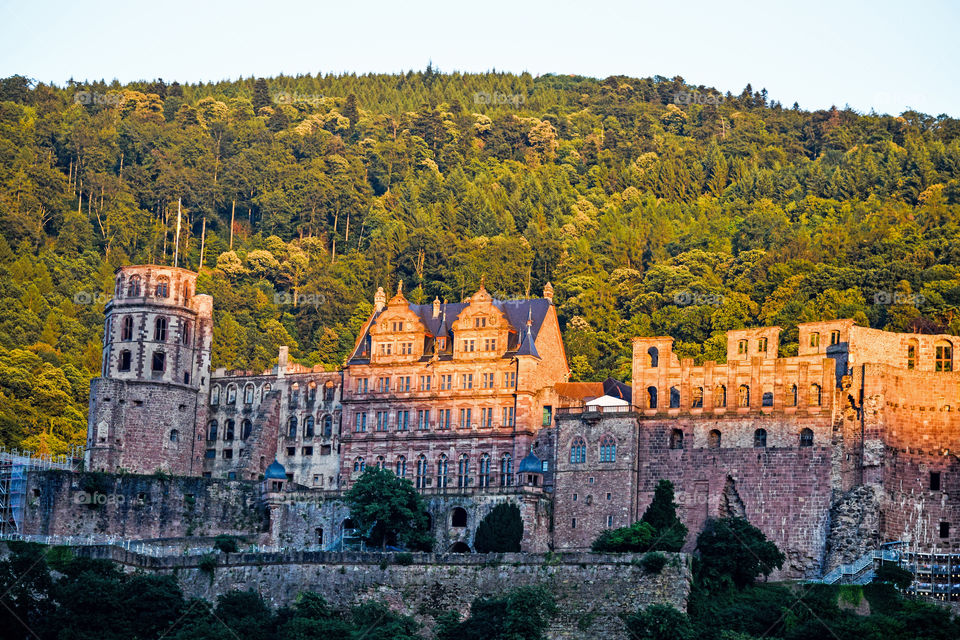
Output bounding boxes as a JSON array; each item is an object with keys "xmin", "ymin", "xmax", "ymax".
[{"xmin": 1, "ymin": 69, "xmax": 960, "ymax": 455}]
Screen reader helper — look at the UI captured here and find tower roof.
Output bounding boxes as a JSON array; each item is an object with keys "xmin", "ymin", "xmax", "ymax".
[
  {"xmin": 518, "ymin": 451, "xmax": 542, "ymax": 473},
  {"xmin": 264, "ymin": 459, "xmax": 287, "ymax": 480}
]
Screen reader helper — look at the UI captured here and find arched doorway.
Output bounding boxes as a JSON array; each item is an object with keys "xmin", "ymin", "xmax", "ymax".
[{"xmin": 449, "ymin": 541, "xmax": 471, "ymax": 553}]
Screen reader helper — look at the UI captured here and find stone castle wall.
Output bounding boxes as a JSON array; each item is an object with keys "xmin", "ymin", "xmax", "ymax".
[{"xmin": 71, "ymin": 547, "xmax": 691, "ymax": 640}]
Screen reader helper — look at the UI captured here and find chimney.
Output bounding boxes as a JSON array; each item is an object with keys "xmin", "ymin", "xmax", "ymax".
[
  {"xmin": 433, "ymin": 297, "xmax": 441, "ymax": 318},
  {"xmin": 543, "ymin": 282, "xmax": 554, "ymax": 303},
  {"xmin": 374, "ymin": 286, "xmax": 386, "ymax": 312}
]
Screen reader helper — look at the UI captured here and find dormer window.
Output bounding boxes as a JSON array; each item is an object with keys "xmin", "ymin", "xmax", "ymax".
[
  {"xmin": 438, "ymin": 337, "xmax": 447, "ymax": 350},
  {"xmin": 392, "ymin": 321, "xmax": 403, "ymax": 332},
  {"xmin": 475, "ymin": 317, "xmax": 486, "ymax": 328}
]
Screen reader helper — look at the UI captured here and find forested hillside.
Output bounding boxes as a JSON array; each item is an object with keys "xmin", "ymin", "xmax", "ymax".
[{"xmin": 1, "ymin": 70, "xmax": 960, "ymax": 455}]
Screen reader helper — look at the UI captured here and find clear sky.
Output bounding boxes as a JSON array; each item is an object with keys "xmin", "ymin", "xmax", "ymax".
[{"xmin": 0, "ymin": 0, "xmax": 957, "ymax": 116}]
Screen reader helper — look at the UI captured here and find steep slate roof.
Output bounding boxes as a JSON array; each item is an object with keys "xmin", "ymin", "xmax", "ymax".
[
  {"xmin": 349, "ymin": 297, "xmax": 552, "ymax": 363},
  {"xmin": 601, "ymin": 377, "xmax": 632, "ymax": 402}
]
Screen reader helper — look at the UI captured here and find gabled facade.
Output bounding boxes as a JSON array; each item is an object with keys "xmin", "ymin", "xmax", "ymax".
[{"xmin": 339, "ymin": 282, "xmax": 569, "ymax": 492}]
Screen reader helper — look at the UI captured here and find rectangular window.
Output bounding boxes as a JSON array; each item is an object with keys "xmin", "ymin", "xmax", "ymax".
[
  {"xmin": 475, "ymin": 317, "xmax": 486, "ymax": 328},
  {"xmin": 118, "ymin": 351, "xmax": 131, "ymax": 372},
  {"xmin": 572, "ymin": 518, "xmax": 576, "ymax": 529},
  {"xmin": 204, "ymin": 449, "xmax": 215, "ymax": 459},
  {"xmin": 397, "ymin": 376, "xmax": 411, "ymax": 392},
  {"xmin": 223, "ymin": 449, "xmax": 233, "ymax": 459},
  {"xmin": 810, "ymin": 332, "xmax": 820, "ymax": 347},
  {"xmin": 397, "ymin": 410, "xmax": 410, "ymax": 431},
  {"xmin": 461, "ymin": 373, "xmax": 473, "ymax": 390},
  {"xmin": 355, "ymin": 412, "xmax": 367, "ymax": 432},
  {"xmin": 438, "ymin": 408, "xmax": 451, "ymax": 430},
  {"xmin": 607, "ymin": 515, "xmax": 613, "ymax": 527},
  {"xmin": 320, "ymin": 444, "xmax": 332, "ymax": 455},
  {"xmin": 830, "ymin": 330, "xmax": 840, "ymax": 345},
  {"xmin": 378, "ymin": 342, "xmax": 392, "ymax": 355},
  {"xmin": 542, "ymin": 405, "xmax": 553, "ymax": 426},
  {"xmin": 392, "ymin": 321, "xmax": 403, "ymax": 332},
  {"xmin": 303, "ymin": 447, "xmax": 313, "ymax": 456},
  {"xmin": 907, "ymin": 345, "xmax": 917, "ymax": 370},
  {"xmin": 482, "ymin": 372, "xmax": 494, "ymax": 389},
  {"xmin": 940, "ymin": 522, "xmax": 950, "ymax": 538},
  {"xmin": 502, "ymin": 406, "xmax": 515, "ymax": 427},
  {"xmin": 459, "ymin": 408, "xmax": 472, "ymax": 428},
  {"xmin": 400, "ymin": 342, "xmax": 413, "ymax": 355},
  {"xmin": 936, "ymin": 345, "xmax": 953, "ymax": 372},
  {"xmin": 151, "ymin": 352, "xmax": 165, "ymax": 372},
  {"xmin": 376, "ymin": 411, "xmax": 388, "ymax": 431},
  {"xmin": 504, "ymin": 372, "xmax": 516, "ymax": 388},
  {"xmin": 417, "ymin": 409, "xmax": 430, "ymax": 430},
  {"xmin": 484, "ymin": 338, "xmax": 496, "ymax": 351},
  {"xmin": 356, "ymin": 378, "xmax": 368, "ymax": 393},
  {"xmin": 463, "ymin": 339, "xmax": 475, "ymax": 352},
  {"xmin": 438, "ymin": 337, "xmax": 447, "ymax": 350},
  {"xmin": 480, "ymin": 407, "xmax": 493, "ymax": 428},
  {"xmin": 738, "ymin": 340, "xmax": 748, "ymax": 354},
  {"xmin": 286, "ymin": 447, "xmax": 295, "ymax": 456},
  {"xmin": 440, "ymin": 374, "xmax": 452, "ymax": 391},
  {"xmin": 377, "ymin": 377, "xmax": 390, "ymax": 393},
  {"xmin": 930, "ymin": 471, "xmax": 941, "ymax": 491},
  {"xmin": 758, "ymin": 337, "xmax": 767, "ymax": 353},
  {"xmin": 419, "ymin": 375, "xmax": 432, "ymax": 391}
]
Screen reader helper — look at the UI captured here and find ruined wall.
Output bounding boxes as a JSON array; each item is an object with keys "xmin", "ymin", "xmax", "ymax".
[
  {"xmin": 83, "ymin": 548, "xmax": 691, "ymax": 640},
  {"xmin": 20, "ymin": 470, "xmax": 265, "ymax": 539},
  {"xmin": 269, "ymin": 487, "xmax": 552, "ymax": 552}
]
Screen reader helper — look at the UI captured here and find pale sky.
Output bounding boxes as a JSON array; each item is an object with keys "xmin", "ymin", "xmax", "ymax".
[{"xmin": 0, "ymin": 0, "xmax": 957, "ymax": 116}]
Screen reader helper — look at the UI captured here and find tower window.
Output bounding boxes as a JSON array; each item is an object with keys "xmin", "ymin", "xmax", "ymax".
[
  {"xmin": 151, "ymin": 352, "xmax": 165, "ymax": 372},
  {"xmin": 930, "ymin": 472, "xmax": 941, "ymax": 491},
  {"xmin": 940, "ymin": 522, "xmax": 950, "ymax": 538},
  {"xmin": 121, "ymin": 316, "xmax": 133, "ymax": 341},
  {"xmin": 155, "ymin": 277, "xmax": 169, "ymax": 298},
  {"xmin": 154, "ymin": 317, "xmax": 167, "ymax": 342},
  {"xmin": 935, "ymin": 341, "xmax": 953, "ymax": 372},
  {"xmin": 118, "ymin": 350, "xmax": 131, "ymax": 372}
]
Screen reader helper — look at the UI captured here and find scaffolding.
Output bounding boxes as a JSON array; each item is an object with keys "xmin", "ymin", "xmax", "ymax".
[
  {"xmin": 0, "ymin": 447, "xmax": 82, "ymax": 536},
  {"xmin": 903, "ymin": 551, "xmax": 960, "ymax": 602}
]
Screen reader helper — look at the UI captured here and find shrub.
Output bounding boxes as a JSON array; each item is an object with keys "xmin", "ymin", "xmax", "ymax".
[
  {"xmin": 640, "ymin": 479, "xmax": 688, "ymax": 552},
  {"xmin": 623, "ymin": 604, "xmax": 695, "ymax": 640},
  {"xmin": 591, "ymin": 521, "xmax": 656, "ymax": 552},
  {"xmin": 873, "ymin": 561, "xmax": 914, "ymax": 590},
  {"xmin": 641, "ymin": 552, "xmax": 668, "ymax": 574},
  {"xmin": 198, "ymin": 554, "xmax": 218, "ymax": 576},
  {"xmin": 474, "ymin": 503, "xmax": 523, "ymax": 553},
  {"xmin": 213, "ymin": 534, "xmax": 239, "ymax": 553},
  {"xmin": 395, "ymin": 552, "xmax": 414, "ymax": 565}
]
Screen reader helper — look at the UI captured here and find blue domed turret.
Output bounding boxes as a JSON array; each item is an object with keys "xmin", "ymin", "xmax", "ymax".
[
  {"xmin": 518, "ymin": 451, "xmax": 542, "ymax": 474},
  {"xmin": 265, "ymin": 459, "xmax": 287, "ymax": 480}
]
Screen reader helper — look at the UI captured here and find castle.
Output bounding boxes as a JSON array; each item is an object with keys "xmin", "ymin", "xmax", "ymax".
[{"xmin": 77, "ymin": 265, "xmax": 959, "ymax": 579}]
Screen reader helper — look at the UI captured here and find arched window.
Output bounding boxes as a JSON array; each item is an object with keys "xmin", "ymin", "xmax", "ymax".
[
  {"xmin": 118, "ymin": 350, "xmax": 131, "ymax": 372},
  {"xmin": 308, "ymin": 381, "xmax": 317, "ymax": 402},
  {"xmin": 288, "ymin": 416, "xmax": 297, "ymax": 438},
  {"xmin": 169, "ymin": 429, "xmax": 179, "ymax": 442},
  {"xmin": 324, "ymin": 382, "xmax": 335, "ymax": 401},
  {"xmin": 669, "ymin": 429, "xmax": 684, "ymax": 450},
  {"xmin": 127, "ymin": 275, "xmax": 141, "ymax": 297},
  {"xmin": 240, "ymin": 419, "xmax": 252, "ymax": 440},
  {"xmin": 669, "ymin": 386, "xmax": 680, "ymax": 408},
  {"xmin": 155, "ymin": 276, "xmax": 169, "ymax": 298},
  {"xmin": 754, "ymin": 428, "xmax": 767, "ymax": 448},
  {"xmin": 457, "ymin": 454, "xmax": 470, "ymax": 488},
  {"xmin": 500, "ymin": 453, "xmax": 513, "ymax": 486},
  {"xmin": 207, "ymin": 420, "xmax": 218, "ymax": 441},
  {"xmin": 692, "ymin": 387, "xmax": 703, "ymax": 408},
  {"xmin": 600, "ymin": 435, "xmax": 617, "ymax": 462},
  {"xmin": 395, "ymin": 455, "xmax": 406, "ymax": 478},
  {"xmin": 478, "ymin": 453, "xmax": 490, "ymax": 488},
  {"xmin": 416, "ymin": 454, "xmax": 428, "ymax": 489},
  {"xmin": 648, "ymin": 347, "xmax": 659, "ymax": 367},
  {"xmin": 935, "ymin": 340, "xmax": 953, "ymax": 372},
  {"xmin": 353, "ymin": 457, "xmax": 365, "ymax": 472},
  {"xmin": 714, "ymin": 384, "xmax": 727, "ymax": 408},
  {"xmin": 452, "ymin": 507, "xmax": 468, "ymax": 528},
  {"xmin": 570, "ymin": 437, "xmax": 586, "ymax": 464},
  {"xmin": 210, "ymin": 386, "xmax": 220, "ymax": 405},
  {"xmin": 304, "ymin": 415, "xmax": 315, "ymax": 438},
  {"xmin": 154, "ymin": 317, "xmax": 167, "ymax": 341},
  {"xmin": 762, "ymin": 389, "xmax": 774, "ymax": 407},
  {"xmin": 243, "ymin": 384, "xmax": 255, "ymax": 404},
  {"xmin": 181, "ymin": 321, "xmax": 191, "ymax": 345},
  {"xmin": 800, "ymin": 428, "xmax": 814, "ymax": 447},
  {"xmin": 738, "ymin": 384, "xmax": 750, "ymax": 408},
  {"xmin": 182, "ymin": 283, "xmax": 190, "ymax": 303},
  {"xmin": 226, "ymin": 385, "xmax": 236, "ymax": 405},
  {"xmin": 647, "ymin": 386, "xmax": 658, "ymax": 409},
  {"xmin": 224, "ymin": 419, "xmax": 235, "ymax": 441},
  {"xmin": 708, "ymin": 429, "xmax": 721, "ymax": 448},
  {"xmin": 376, "ymin": 455, "xmax": 386, "ymax": 470},
  {"xmin": 810, "ymin": 383, "xmax": 822, "ymax": 406},
  {"xmin": 322, "ymin": 415, "xmax": 333, "ymax": 437},
  {"xmin": 790, "ymin": 384, "xmax": 798, "ymax": 406},
  {"xmin": 810, "ymin": 332, "xmax": 820, "ymax": 348},
  {"xmin": 121, "ymin": 316, "xmax": 133, "ymax": 341},
  {"xmin": 907, "ymin": 340, "xmax": 918, "ymax": 370},
  {"xmin": 115, "ymin": 275, "xmax": 124, "ymax": 297},
  {"xmin": 437, "ymin": 454, "xmax": 449, "ymax": 489}
]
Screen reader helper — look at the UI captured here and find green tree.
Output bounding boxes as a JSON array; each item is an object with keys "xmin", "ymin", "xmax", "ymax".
[
  {"xmin": 695, "ymin": 517, "xmax": 785, "ymax": 590},
  {"xmin": 623, "ymin": 604, "xmax": 696, "ymax": 640},
  {"xmin": 640, "ymin": 479, "xmax": 688, "ymax": 551},
  {"xmin": 474, "ymin": 502, "xmax": 524, "ymax": 552},
  {"xmin": 252, "ymin": 78, "xmax": 272, "ymax": 112},
  {"xmin": 344, "ymin": 467, "xmax": 433, "ymax": 550},
  {"xmin": 591, "ymin": 520, "xmax": 656, "ymax": 553}
]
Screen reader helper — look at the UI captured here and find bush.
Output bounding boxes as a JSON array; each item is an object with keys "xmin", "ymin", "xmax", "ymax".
[
  {"xmin": 474, "ymin": 503, "xmax": 523, "ymax": 553},
  {"xmin": 591, "ymin": 521, "xmax": 656, "ymax": 552},
  {"xmin": 641, "ymin": 552, "xmax": 668, "ymax": 574},
  {"xmin": 213, "ymin": 534, "xmax": 239, "ymax": 553},
  {"xmin": 623, "ymin": 604, "xmax": 695, "ymax": 640},
  {"xmin": 873, "ymin": 561, "xmax": 914, "ymax": 590},
  {"xmin": 198, "ymin": 554, "xmax": 218, "ymax": 576},
  {"xmin": 395, "ymin": 552, "xmax": 414, "ymax": 565}
]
